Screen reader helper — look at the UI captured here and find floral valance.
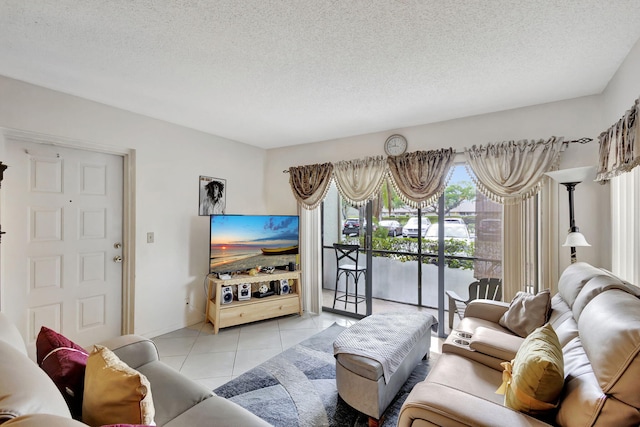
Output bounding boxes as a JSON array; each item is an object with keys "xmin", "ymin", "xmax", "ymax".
[
  {"xmin": 288, "ymin": 163, "xmax": 334, "ymax": 210},
  {"xmin": 387, "ymin": 149, "xmax": 456, "ymax": 208},
  {"xmin": 596, "ymin": 97, "xmax": 640, "ymax": 182},
  {"xmin": 464, "ymin": 137, "xmax": 563, "ymax": 205}
]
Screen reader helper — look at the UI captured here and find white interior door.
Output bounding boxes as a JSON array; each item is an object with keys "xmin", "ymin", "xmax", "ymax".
[{"xmin": 3, "ymin": 140, "xmax": 123, "ymax": 357}]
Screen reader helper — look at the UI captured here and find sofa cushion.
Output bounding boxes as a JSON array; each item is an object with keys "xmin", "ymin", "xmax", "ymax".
[
  {"xmin": 82, "ymin": 345, "xmax": 155, "ymax": 427},
  {"xmin": 557, "ymin": 262, "xmax": 613, "ymax": 308},
  {"xmin": 547, "ymin": 293, "xmax": 577, "ymax": 347},
  {"xmin": 579, "ymin": 290, "xmax": 640, "ymax": 408},
  {"xmin": 36, "ymin": 327, "xmax": 89, "ymax": 419},
  {"xmin": 572, "ymin": 274, "xmax": 640, "ymax": 320},
  {"xmin": 469, "ymin": 327, "xmax": 523, "ymax": 362},
  {"xmin": 136, "ymin": 360, "xmax": 213, "ymax": 426},
  {"xmin": 0, "ymin": 340, "xmax": 72, "ymax": 422},
  {"xmin": 2, "ymin": 414, "xmax": 87, "ymax": 426},
  {"xmin": 499, "ymin": 289, "xmax": 551, "ymax": 337},
  {"xmin": 425, "ymin": 353, "xmax": 504, "ymax": 406},
  {"xmin": 0, "ymin": 312, "xmax": 28, "ymax": 355},
  {"xmin": 557, "ymin": 336, "xmax": 607, "ymax": 427},
  {"xmin": 498, "ymin": 323, "xmax": 563, "ymax": 416},
  {"xmin": 2, "ymin": 414, "xmax": 154, "ymax": 427}
]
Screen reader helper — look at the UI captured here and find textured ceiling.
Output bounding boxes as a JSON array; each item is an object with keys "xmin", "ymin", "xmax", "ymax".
[{"xmin": 2, "ymin": 1, "xmax": 640, "ymax": 149}]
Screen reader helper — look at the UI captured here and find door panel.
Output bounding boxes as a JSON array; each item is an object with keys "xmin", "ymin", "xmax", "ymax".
[
  {"xmin": 3, "ymin": 140, "xmax": 123, "ymax": 356},
  {"xmin": 321, "ymin": 183, "xmax": 369, "ymax": 316}
]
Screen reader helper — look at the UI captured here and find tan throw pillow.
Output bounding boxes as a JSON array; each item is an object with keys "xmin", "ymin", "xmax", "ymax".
[
  {"xmin": 499, "ymin": 289, "xmax": 551, "ymax": 337},
  {"xmin": 82, "ymin": 345, "xmax": 155, "ymax": 427},
  {"xmin": 496, "ymin": 323, "xmax": 564, "ymax": 415}
]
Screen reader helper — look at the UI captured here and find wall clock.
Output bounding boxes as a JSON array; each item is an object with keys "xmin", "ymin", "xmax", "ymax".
[{"xmin": 384, "ymin": 134, "xmax": 408, "ymax": 156}]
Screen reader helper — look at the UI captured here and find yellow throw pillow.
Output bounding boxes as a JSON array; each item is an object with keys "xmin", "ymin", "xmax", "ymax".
[
  {"xmin": 82, "ymin": 345, "xmax": 155, "ymax": 427},
  {"xmin": 496, "ymin": 323, "xmax": 564, "ymax": 415}
]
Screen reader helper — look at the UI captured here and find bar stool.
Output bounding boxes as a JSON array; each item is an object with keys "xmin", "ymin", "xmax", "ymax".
[{"xmin": 333, "ymin": 243, "xmax": 366, "ymax": 313}]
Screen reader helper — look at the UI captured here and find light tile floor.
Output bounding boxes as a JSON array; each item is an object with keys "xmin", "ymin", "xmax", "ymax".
[{"xmin": 151, "ymin": 311, "xmax": 444, "ymax": 391}]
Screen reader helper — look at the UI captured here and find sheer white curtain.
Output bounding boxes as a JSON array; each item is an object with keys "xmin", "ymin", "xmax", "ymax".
[
  {"xmin": 611, "ymin": 167, "xmax": 640, "ymax": 284},
  {"xmin": 299, "ymin": 206, "xmax": 322, "ymax": 313},
  {"xmin": 538, "ymin": 177, "xmax": 560, "ymax": 295},
  {"xmin": 503, "ymin": 183, "xmax": 559, "ymax": 299}
]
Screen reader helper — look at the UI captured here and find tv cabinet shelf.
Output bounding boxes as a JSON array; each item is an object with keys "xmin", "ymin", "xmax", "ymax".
[{"xmin": 206, "ymin": 270, "xmax": 302, "ymax": 334}]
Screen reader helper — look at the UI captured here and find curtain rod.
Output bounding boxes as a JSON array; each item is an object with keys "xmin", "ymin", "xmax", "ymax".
[
  {"xmin": 565, "ymin": 137, "xmax": 592, "ymax": 145},
  {"xmin": 282, "ymin": 137, "xmax": 593, "ymax": 173}
]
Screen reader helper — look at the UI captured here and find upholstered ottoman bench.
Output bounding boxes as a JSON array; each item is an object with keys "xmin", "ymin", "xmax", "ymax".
[{"xmin": 333, "ymin": 312, "xmax": 438, "ymax": 425}]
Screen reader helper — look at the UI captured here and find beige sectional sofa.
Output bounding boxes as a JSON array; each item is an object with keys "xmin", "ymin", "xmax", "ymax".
[
  {"xmin": 398, "ymin": 262, "xmax": 640, "ymax": 427},
  {"xmin": 0, "ymin": 312, "xmax": 271, "ymax": 426}
]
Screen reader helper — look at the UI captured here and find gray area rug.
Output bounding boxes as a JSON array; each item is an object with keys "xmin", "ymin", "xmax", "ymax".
[{"xmin": 214, "ymin": 323, "xmax": 436, "ymax": 426}]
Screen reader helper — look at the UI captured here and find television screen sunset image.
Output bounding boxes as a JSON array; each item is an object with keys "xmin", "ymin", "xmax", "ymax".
[{"xmin": 209, "ymin": 215, "xmax": 299, "ymax": 273}]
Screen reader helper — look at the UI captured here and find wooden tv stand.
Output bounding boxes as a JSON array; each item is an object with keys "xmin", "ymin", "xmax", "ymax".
[{"xmin": 205, "ymin": 270, "xmax": 303, "ymax": 334}]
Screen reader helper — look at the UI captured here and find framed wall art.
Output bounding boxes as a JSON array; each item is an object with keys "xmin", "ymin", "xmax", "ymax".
[{"xmin": 199, "ymin": 176, "xmax": 226, "ymax": 215}]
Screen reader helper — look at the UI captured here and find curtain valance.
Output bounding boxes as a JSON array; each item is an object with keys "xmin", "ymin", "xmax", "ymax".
[
  {"xmin": 288, "ymin": 163, "xmax": 334, "ymax": 210},
  {"xmin": 464, "ymin": 137, "xmax": 563, "ymax": 205},
  {"xmin": 290, "ymin": 149, "xmax": 455, "ymax": 210},
  {"xmin": 333, "ymin": 156, "xmax": 388, "ymax": 206},
  {"xmin": 387, "ymin": 149, "xmax": 456, "ymax": 208},
  {"xmin": 596, "ymin": 97, "xmax": 640, "ymax": 182},
  {"xmin": 288, "ymin": 137, "xmax": 568, "ymax": 209}
]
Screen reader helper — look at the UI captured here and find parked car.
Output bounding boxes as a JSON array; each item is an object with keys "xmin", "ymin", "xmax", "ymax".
[
  {"xmin": 378, "ymin": 220, "xmax": 403, "ymax": 237},
  {"xmin": 342, "ymin": 218, "xmax": 360, "ymax": 235},
  {"xmin": 402, "ymin": 217, "xmax": 432, "ymax": 237},
  {"xmin": 424, "ymin": 223, "xmax": 473, "ymax": 254},
  {"xmin": 443, "ymin": 217, "xmax": 465, "ymax": 225},
  {"xmin": 342, "ymin": 218, "xmax": 373, "ymax": 235}
]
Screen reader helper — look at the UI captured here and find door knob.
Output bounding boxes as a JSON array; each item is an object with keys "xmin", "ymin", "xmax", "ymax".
[
  {"xmin": 114, "ymin": 242, "xmax": 122, "ymax": 249},
  {"xmin": 113, "ymin": 256, "xmax": 123, "ymax": 263}
]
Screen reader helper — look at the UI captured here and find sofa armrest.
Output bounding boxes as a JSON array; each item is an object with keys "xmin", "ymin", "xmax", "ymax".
[
  {"xmin": 398, "ymin": 382, "xmax": 551, "ymax": 427},
  {"xmin": 469, "ymin": 327, "xmax": 523, "ymax": 362},
  {"xmin": 464, "ymin": 299, "xmax": 510, "ymax": 323},
  {"xmin": 94, "ymin": 334, "xmax": 159, "ymax": 369}
]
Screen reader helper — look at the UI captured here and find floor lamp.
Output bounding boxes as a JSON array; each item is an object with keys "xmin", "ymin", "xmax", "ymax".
[{"xmin": 545, "ymin": 166, "xmax": 594, "ymax": 263}]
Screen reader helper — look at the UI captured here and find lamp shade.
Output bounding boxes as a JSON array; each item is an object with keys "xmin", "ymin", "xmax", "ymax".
[
  {"xmin": 563, "ymin": 232, "xmax": 591, "ymax": 247},
  {"xmin": 545, "ymin": 166, "xmax": 596, "ymax": 183}
]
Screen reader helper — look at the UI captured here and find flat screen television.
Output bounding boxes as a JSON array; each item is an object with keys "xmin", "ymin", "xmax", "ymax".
[{"xmin": 209, "ymin": 214, "xmax": 299, "ymax": 274}]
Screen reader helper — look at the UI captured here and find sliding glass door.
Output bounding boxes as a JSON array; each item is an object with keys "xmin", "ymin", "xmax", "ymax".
[{"xmin": 321, "ymin": 164, "xmax": 503, "ymax": 335}]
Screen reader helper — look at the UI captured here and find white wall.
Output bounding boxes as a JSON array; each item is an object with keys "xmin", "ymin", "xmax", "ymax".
[
  {"xmin": 265, "ymin": 96, "xmax": 607, "ymax": 275},
  {"xmin": 602, "ymin": 38, "xmax": 640, "ymax": 124},
  {"xmin": 0, "ymin": 76, "xmax": 268, "ymax": 337}
]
